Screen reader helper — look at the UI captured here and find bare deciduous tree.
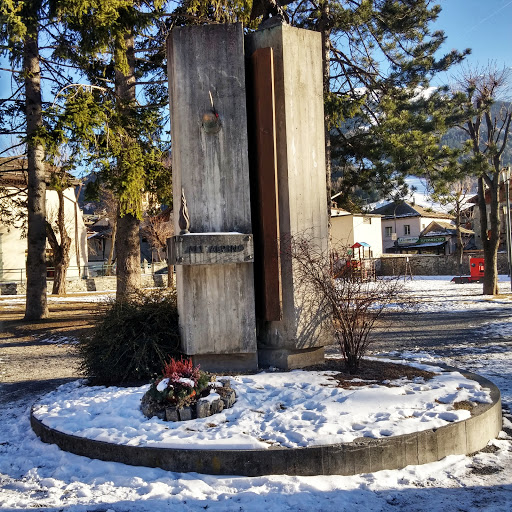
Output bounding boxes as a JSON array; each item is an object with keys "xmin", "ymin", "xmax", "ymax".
[
  {"xmin": 141, "ymin": 210, "xmax": 174, "ymax": 287},
  {"xmin": 454, "ymin": 64, "xmax": 512, "ymax": 294},
  {"xmin": 290, "ymin": 236, "xmax": 408, "ymax": 374},
  {"xmin": 428, "ymin": 177, "xmax": 476, "ymax": 275},
  {"xmin": 45, "ymin": 189, "xmax": 72, "ymax": 295},
  {"xmin": 99, "ymin": 189, "xmax": 119, "ymax": 277}
]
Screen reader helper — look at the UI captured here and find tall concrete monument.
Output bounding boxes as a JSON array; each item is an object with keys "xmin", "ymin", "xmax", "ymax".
[
  {"xmin": 246, "ymin": 24, "xmax": 331, "ymax": 369},
  {"xmin": 167, "ymin": 24, "xmax": 258, "ymax": 371},
  {"xmin": 167, "ymin": 21, "xmax": 330, "ymax": 372}
]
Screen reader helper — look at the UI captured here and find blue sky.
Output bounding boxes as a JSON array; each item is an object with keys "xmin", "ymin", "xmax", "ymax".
[{"xmin": 433, "ymin": 0, "xmax": 512, "ymax": 81}]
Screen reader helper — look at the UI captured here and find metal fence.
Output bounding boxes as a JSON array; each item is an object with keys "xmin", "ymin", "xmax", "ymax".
[{"xmin": 0, "ymin": 262, "xmax": 168, "ymax": 283}]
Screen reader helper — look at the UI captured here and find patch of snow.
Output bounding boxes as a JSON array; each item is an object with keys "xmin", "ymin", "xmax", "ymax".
[
  {"xmin": 156, "ymin": 379, "xmax": 170, "ymax": 392},
  {"xmin": 1, "ymin": 277, "xmax": 512, "ymax": 510},
  {"xmin": 32, "ymin": 365, "xmax": 491, "ymax": 450},
  {"xmin": 392, "ymin": 275, "xmax": 512, "ymax": 313},
  {"xmin": 202, "ymin": 392, "xmax": 221, "ymax": 403},
  {"xmin": 177, "ymin": 377, "xmax": 195, "ymax": 387},
  {"xmin": 38, "ymin": 335, "xmax": 79, "ymax": 345}
]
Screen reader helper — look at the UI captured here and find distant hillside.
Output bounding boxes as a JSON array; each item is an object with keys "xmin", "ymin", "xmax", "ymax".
[{"xmin": 441, "ymin": 100, "xmax": 512, "ymax": 166}]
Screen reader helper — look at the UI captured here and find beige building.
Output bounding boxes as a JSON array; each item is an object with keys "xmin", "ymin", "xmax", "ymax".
[
  {"xmin": 331, "ymin": 208, "xmax": 383, "ymax": 257},
  {"xmin": 0, "ymin": 158, "xmax": 88, "ymax": 282}
]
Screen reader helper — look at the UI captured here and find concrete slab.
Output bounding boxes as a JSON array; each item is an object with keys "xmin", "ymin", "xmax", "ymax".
[
  {"xmin": 258, "ymin": 347, "xmax": 325, "ymax": 370},
  {"xmin": 417, "ymin": 428, "xmax": 439, "ymax": 465},
  {"xmin": 435, "ymin": 421, "xmax": 467, "ymax": 459},
  {"xmin": 167, "ymin": 23, "xmax": 257, "ymax": 371}
]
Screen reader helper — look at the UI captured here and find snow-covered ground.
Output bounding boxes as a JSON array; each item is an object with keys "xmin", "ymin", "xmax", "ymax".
[
  {"xmin": 1, "ymin": 278, "xmax": 512, "ymax": 511},
  {"xmin": 31, "ymin": 362, "xmax": 491, "ymax": 450},
  {"xmin": 394, "ymin": 276, "xmax": 512, "ymax": 313},
  {"xmin": 0, "ymin": 290, "xmax": 116, "ymax": 307}
]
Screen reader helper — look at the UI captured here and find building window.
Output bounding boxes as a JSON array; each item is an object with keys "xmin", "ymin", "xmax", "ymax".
[
  {"xmin": 404, "ymin": 225, "xmax": 411, "ymax": 235},
  {"xmin": 385, "ymin": 226, "xmax": 392, "ymax": 237}
]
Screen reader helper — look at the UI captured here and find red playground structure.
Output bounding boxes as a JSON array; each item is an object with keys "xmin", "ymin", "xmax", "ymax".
[{"xmin": 451, "ymin": 257, "xmax": 485, "ymax": 284}]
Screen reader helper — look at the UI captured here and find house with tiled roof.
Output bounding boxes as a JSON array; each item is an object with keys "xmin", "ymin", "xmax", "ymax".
[
  {"xmin": 421, "ymin": 220, "xmax": 475, "ymax": 254},
  {"xmin": 0, "ymin": 157, "xmax": 88, "ymax": 283},
  {"xmin": 370, "ymin": 201, "xmax": 455, "ymax": 253}
]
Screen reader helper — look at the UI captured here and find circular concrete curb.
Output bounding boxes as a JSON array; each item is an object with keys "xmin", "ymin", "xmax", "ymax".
[{"xmin": 30, "ymin": 369, "xmax": 502, "ymax": 476}]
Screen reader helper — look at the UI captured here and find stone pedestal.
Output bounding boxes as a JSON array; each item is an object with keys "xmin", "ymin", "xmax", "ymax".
[
  {"xmin": 247, "ymin": 24, "xmax": 331, "ymax": 369},
  {"xmin": 167, "ymin": 24, "xmax": 257, "ymax": 371}
]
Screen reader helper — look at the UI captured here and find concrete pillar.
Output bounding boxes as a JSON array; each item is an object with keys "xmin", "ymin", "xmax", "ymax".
[
  {"xmin": 167, "ymin": 24, "xmax": 257, "ymax": 371},
  {"xmin": 247, "ymin": 24, "xmax": 331, "ymax": 369}
]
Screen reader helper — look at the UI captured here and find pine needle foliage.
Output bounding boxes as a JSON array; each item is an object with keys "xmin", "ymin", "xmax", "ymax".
[
  {"xmin": 79, "ymin": 288, "xmax": 183, "ymax": 385},
  {"xmin": 290, "ymin": 0, "xmax": 469, "ymax": 207}
]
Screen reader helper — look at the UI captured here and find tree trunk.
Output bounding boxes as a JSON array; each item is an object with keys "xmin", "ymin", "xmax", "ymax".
[
  {"xmin": 74, "ymin": 193, "xmax": 81, "ymax": 278},
  {"xmin": 487, "ymin": 172, "xmax": 500, "ymax": 295},
  {"xmin": 106, "ymin": 217, "xmax": 117, "ymax": 276},
  {"xmin": 50, "ymin": 238, "xmax": 70, "ymax": 295},
  {"xmin": 454, "ymin": 200, "xmax": 464, "ymax": 275},
  {"xmin": 114, "ymin": 31, "xmax": 141, "ymax": 299},
  {"xmin": 46, "ymin": 189, "xmax": 71, "ymax": 295},
  {"xmin": 23, "ymin": 22, "xmax": 49, "ymax": 320},
  {"xmin": 115, "ymin": 213, "xmax": 141, "ymax": 297},
  {"xmin": 479, "ymin": 176, "xmax": 500, "ymax": 295}
]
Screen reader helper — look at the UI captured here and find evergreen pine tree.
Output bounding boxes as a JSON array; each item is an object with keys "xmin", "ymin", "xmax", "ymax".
[
  {"xmin": 1, "ymin": 0, "xmax": 51, "ymax": 319},
  {"xmin": 53, "ymin": 0, "xmax": 172, "ymax": 298},
  {"xmin": 289, "ymin": 0, "xmax": 468, "ymax": 210}
]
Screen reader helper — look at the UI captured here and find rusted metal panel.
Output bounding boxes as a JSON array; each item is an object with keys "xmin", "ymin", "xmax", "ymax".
[{"xmin": 250, "ymin": 47, "xmax": 282, "ymax": 321}]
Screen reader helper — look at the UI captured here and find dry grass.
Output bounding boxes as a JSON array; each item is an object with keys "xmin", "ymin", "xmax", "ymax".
[{"xmin": 0, "ymin": 299, "xmax": 434, "ymax": 388}]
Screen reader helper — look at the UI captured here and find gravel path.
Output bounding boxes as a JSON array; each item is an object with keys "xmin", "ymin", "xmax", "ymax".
[
  {"xmin": 0, "ymin": 300, "xmax": 96, "ymax": 406},
  {"xmin": 370, "ymin": 309, "xmax": 512, "ymax": 355},
  {"xmin": 1, "ymin": 295, "xmax": 510, "ymax": 405}
]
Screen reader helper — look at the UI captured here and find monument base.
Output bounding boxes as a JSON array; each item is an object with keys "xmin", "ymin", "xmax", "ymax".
[
  {"xmin": 258, "ymin": 347, "xmax": 325, "ymax": 370},
  {"xmin": 191, "ymin": 352, "xmax": 259, "ymax": 373}
]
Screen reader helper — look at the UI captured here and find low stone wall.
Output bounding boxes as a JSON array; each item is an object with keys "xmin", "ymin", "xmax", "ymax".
[
  {"xmin": 379, "ymin": 253, "xmax": 509, "ymax": 276},
  {"xmin": 0, "ymin": 274, "xmax": 167, "ymax": 296}
]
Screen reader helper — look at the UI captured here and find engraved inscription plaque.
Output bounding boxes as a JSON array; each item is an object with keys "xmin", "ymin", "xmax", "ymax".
[{"xmin": 168, "ymin": 233, "xmax": 254, "ymax": 265}]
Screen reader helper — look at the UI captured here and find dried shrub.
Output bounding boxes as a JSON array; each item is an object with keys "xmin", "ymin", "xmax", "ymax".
[
  {"xmin": 290, "ymin": 235, "xmax": 411, "ymax": 374},
  {"xmin": 79, "ymin": 289, "xmax": 182, "ymax": 385}
]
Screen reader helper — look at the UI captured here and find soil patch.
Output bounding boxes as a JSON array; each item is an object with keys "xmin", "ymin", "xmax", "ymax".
[
  {"xmin": 304, "ymin": 358, "xmax": 436, "ymax": 388},
  {"xmin": 0, "ymin": 300, "xmax": 97, "ymax": 389}
]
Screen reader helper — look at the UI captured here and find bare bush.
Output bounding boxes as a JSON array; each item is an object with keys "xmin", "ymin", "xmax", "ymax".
[{"xmin": 290, "ymin": 236, "xmax": 407, "ymax": 374}]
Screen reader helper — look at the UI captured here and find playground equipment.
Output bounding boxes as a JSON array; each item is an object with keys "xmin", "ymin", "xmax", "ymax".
[{"xmin": 451, "ymin": 257, "xmax": 485, "ymax": 284}]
